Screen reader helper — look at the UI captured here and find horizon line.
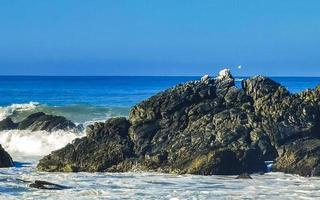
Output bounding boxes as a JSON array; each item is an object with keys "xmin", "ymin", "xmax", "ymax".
[{"xmin": 1, "ymin": 75, "xmax": 320, "ymax": 78}]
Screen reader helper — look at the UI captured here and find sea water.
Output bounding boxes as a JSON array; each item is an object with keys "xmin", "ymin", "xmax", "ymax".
[{"xmin": 1, "ymin": 76, "xmax": 320, "ymax": 199}]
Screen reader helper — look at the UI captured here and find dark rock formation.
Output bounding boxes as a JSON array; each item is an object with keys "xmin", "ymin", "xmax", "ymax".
[
  {"xmin": 243, "ymin": 77, "xmax": 320, "ymax": 176},
  {"xmin": 37, "ymin": 70, "xmax": 277, "ymax": 175},
  {"xmin": 243, "ymin": 76, "xmax": 320, "ymax": 147},
  {"xmin": 0, "ymin": 118, "xmax": 17, "ymax": 131},
  {"xmin": 0, "ymin": 112, "xmax": 83, "ymax": 132},
  {"xmin": 0, "ymin": 144, "xmax": 14, "ymax": 168},
  {"xmin": 36, "ymin": 70, "xmax": 320, "ymax": 176},
  {"xmin": 29, "ymin": 180, "xmax": 71, "ymax": 190}
]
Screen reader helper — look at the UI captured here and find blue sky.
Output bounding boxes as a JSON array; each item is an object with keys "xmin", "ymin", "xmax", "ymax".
[{"xmin": 0, "ymin": 0, "xmax": 319, "ymax": 76}]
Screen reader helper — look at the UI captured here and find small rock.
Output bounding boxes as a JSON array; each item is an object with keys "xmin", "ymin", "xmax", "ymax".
[
  {"xmin": 236, "ymin": 173, "xmax": 252, "ymax": 179},
  {"xmin": 0, "ymin": 144, "xmax": 14, "ymax": 168},
  {"xmin": 29, "ymin": 180, "xmax": 71, "ymax": 190}
]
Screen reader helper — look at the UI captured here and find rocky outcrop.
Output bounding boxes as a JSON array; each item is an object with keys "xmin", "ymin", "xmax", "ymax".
[
  {"xmin": 37, "ymin": 70, "xmax": 277, "ymax": 175},
  {"xmin": 36, "ymin": 70, "xmax": 320, "ymax": 176},
  {"xmin": 0, "ymin": 112, "xmax": 83, "ymax": 132},
  {"xmin": 0, "ymin": 144, "xmax": 14, "ymax": 168}
]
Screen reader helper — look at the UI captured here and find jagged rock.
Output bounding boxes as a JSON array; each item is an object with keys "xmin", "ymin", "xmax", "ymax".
[
  {"xmin": 0, "ymin": 144, "xmax": 14, "ymax": 168},
  {"xmin": 243, "ymin": 76, "xmax": 320, "ymax": 147},
  {"xmin": 0, "ymin": 112, "xmax": 83, "ymax": 132},
  {"xmin": 37, "ymin": 70, "xmax": 276, "ymax": 175},
  {"xmin": 243, "ymin": 76, "xmax": 320, "ymax": 176},
  {"xmin": 36, "ymin": 69, "xmax": 320, "ymax": 176}
]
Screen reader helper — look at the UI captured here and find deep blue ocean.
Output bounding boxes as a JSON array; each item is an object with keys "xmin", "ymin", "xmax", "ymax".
[{"xmin": 1, "ymin": 76, "xmax": 320, "ymax": 123}]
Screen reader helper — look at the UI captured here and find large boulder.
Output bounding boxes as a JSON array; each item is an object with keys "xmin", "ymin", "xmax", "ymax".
[
  {"xmin": 0, "ymin": 144, "xmax": 14, "ymax": 168},
  {"xmin": 0, "ymin": 112, "xmax": 83, "ymax": 132},
  {"xmin": 37, "ymin": 70, "xmax": 276, "ymax": 175}
]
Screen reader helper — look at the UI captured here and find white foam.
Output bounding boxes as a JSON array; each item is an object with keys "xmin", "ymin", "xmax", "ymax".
[
  {"xmin": 216, "ymin": 69, "xmax": 231, "ymax": 80},
  {"xmin": 0, "ymin": 129, "xmax": 83, "ymax": 157},
  {"xmin": 201, "ymin": 74, "xmax": 210, "ymax": 82},
  {"xmin": 0, "ymin": 102, "xmax": 39, "ymax": 121}
]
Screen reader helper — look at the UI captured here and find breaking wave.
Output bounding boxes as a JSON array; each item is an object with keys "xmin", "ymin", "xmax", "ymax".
[
  {"xmin": 0, "ymin": 102, "xmax": 130, "ymax": 158},
  {"xmin": 0, "ymin": 102, "xmax": 130, "ymax": 125},
  {"xmin": 0, "ymin": 129, "xmax": 83, "ymax": 157},
  {"xmin": 0, "ymin": 102, "xmax": 39, "ymax": 121}
]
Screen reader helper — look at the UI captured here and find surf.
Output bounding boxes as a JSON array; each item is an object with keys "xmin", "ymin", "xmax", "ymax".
[{"xmin": 0, "ymin": 129, "xmax": 83, "ymax": 157}]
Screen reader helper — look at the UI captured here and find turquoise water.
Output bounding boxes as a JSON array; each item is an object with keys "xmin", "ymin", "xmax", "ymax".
[{"xmin": 1, "ymin": 76, "xmax": 320, "ymax": 199}]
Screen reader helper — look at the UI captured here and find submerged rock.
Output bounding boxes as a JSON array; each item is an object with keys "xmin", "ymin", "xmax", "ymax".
[
  {"xmin": 0, "ymin": 144, "xmax": 14, "ymax": 168},
  {"xmin": 0, "ymin": 112, "xmax": 83, "ymax": 132},
  {"xmin": 29, "ymin": 180, "xmax": 71, "ymax": 190},
  {"xmin": 236, "ymin": 173, "xmax": 253, "ymax": 179}
]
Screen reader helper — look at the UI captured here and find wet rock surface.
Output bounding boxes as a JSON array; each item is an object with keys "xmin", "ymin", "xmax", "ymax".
[
  {"xmin": 29, "ymin": 180, "xmax": 71, "ymax": 190},
  {"xmin": 36, "ymin": 70, "xmax": 320, "ymax": 176},
  {"xmin": 0, "ymin": 112, "xmax": 83, "ymax": 132},
  {"xmin": 0, "ymin": 144, "xmax": 14, "ymax": 168}
]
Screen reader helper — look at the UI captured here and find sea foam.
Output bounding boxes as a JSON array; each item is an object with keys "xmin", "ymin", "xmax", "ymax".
[
  {"xmin": 0, "ymin": 102, "xmax": 39, "ymax": 121},
  {"xmin": 0, "ymin": 129, "xmax": 83, "ymax": 157}
]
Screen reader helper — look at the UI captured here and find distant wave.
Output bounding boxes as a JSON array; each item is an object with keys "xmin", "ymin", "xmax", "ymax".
[
  {"xmin": 0, "ymin": 129, "xmax": 83, "ymax": 157},
  {"xmin": 0, "ymin": 102, "xmax": 130, "ymax": 125},
  {"xmin": 0, "ymin": 102, "xmax": 39, "ymax": 121}
]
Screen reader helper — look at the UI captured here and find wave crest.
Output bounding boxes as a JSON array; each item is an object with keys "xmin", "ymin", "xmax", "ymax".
[
  {"xmin": 0, "ymin": 102, "xmax": 39, "ymax": 121},
  {"xmin": 0, "ymin": 129, "xmax": 83, "ymax": 157}
]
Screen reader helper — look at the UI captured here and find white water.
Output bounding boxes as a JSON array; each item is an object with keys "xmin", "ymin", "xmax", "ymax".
[
  {"xmin": 0, "ymin": 130, "xmax": 83, "ymax": 156},
  {"xmin": 1, "ymin": 130, "xmax": 320, "ymax": 199},
  {"xmin": 1, "ymin": 166, "xmax": 320, "ymax": 199}
]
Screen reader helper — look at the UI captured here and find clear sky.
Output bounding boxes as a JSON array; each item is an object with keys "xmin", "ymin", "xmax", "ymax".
[{"xmin": 0, "ymin": 0, "xmax": 319, "ymax": 76}]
